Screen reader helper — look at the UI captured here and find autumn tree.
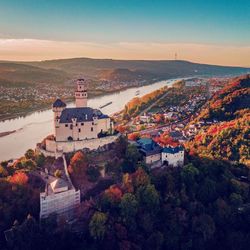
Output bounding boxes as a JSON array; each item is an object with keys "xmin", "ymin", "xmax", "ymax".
[
  {"xmin": 68, "ymin": 151, "xmax": 88, "ymax": 175},
  {"xmin": 9, "ymin": 172, "xmax": 29, "ymax": 185}
]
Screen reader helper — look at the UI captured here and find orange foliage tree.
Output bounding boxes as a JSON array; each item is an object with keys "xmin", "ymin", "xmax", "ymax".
[
  {"xmin": 104, "ymin": 185, "xmax": 123, "ymax": 203},
  {"xmin": 9, "ymin": 172, "xmax": 29, "ymax": 185},
  {"xmin": 68, "ymin": 151, "xmax": 88, "ymax": 175},
  {"xmin": 128, "ymin": 132, "xmax": 140, "ymax": 141}
]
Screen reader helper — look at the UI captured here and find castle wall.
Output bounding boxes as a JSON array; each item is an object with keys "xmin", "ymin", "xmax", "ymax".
[
  {"xmin": 97, "ymin": 117, "xmax": 111, "ymax": 133},
  {"xmin": 55, "ymin": 118, "xmax": 111, "ymax": 142},
  {"xmin": 44, "ymin": 134, "xmax": 118, "ymax": 155}
]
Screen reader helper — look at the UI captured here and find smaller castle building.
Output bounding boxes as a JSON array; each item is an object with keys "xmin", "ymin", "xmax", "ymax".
[
  {"xmin": 40, "ymin": 177, "xmax": 80, "ymax": 219},
  {"xmin": 161, "ymin": 145, "xmax": 184, "ymax": 167}
]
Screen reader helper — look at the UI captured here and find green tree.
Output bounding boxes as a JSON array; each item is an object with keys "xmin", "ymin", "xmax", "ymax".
[
  {"xmin": 120, "ymin": 193, "xmax": 138, "ymax": 222},
  {"xmin": 136, "ymin": 184, "xmax": 160, "ymax": 212},
  {"xmin": 192, "ymin": 214, "xmax": 215, "ymax": 242},
  {"xmin": 22, "ymin": 159, "xmax": 37, "ymax": 171},
  {"xmin": 86, "ymin": 165, "xmax": 100, "ymax": 182},
  {"xmin": 181, "ymin": 163, "xmax": 199, "ymax": 189},
  {"xmin": 35, "ymin": 153, "xmax": 45, "ymax": 168},
  {"xmin": 89, "ymin": 212, "xmax": 108, "ymax": 240},
  {"xmin": 229, "ymin": 193, "xmax": 243, "ymax": 207},
  {"xmin": 25, "ymin": 149, "xmax": 35, "ymax": 160}
]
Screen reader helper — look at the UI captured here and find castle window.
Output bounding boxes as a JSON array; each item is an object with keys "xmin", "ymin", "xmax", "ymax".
[
  {"xmin": 91, "ymin": 127, "xmax": 93, "ymax": 132},
  {"xmin": 81, "ymin": 123, "xmax": 84, "ymax": 126},
  {"xmin": 70, "ymin": 124, "xmax": 73, "ymax": 130},
  {"xmin": 65, "ymin": 124, "xmax": 68, "ymax": 127},
  {"xmin": 92, "ymin": 122, "xmax": 94, "ymax": 125},
  {"xmin": 78, "ymin": 128, "xmax": 81, "ymax": 132}
]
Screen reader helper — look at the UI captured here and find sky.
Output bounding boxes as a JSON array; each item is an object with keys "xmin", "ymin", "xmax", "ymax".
[{"xmin": 0, "ymin": 0, "xmax": 249, "ymax": 66}]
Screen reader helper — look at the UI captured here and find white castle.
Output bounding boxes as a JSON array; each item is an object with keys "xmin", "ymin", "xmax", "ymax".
[
  {"xmin": 40, "ymin": 78, "xmax": 117, "ymax": 156},
  {"xmin": 52, "ymin": 79, "xmax": 111, "ymax": 142}
]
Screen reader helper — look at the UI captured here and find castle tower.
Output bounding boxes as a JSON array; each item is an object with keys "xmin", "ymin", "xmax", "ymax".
[
  {"xmin": 52, "ymin": 99, "xmax": 66, "ymax": 120},
  {"xmin": 52, "ymin": 99, "xmax": 66, "ymax": 138},
  {"xmin": 75, "ymin": 79, "xmax": 87, "ymax": 108}
]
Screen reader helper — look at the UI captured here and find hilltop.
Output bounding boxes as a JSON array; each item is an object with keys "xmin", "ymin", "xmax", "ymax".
[
  {"xmin": 186, "ymin": 75, "xmax": 250, "ymax": 165},
  {"xmin": 193, "ymin": 74, "xmax": 250, "ymax": 122},
  {"xmin": 0, "ymin": 58, "xmax": 249, "ymax": 87}
]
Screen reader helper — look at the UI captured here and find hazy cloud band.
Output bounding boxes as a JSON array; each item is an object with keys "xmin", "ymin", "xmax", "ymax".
[{"xmin": 0, "ymin": 39, "xmax": 249, "ymax": 67}]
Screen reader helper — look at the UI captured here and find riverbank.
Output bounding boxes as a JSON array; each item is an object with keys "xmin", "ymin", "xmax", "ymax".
[
  {"xmin": 0, "ymin": 130, "xmax": 16, "ymax": 138},
  {"xmin": 0, "ymin": 79, "xmax": 164, "ymax": 122}
]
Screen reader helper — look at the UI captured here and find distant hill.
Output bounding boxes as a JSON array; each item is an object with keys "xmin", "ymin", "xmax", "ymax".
[
  {"xmin": 0, "ymin": 62, "xmax": 71, "ymax": 86},
  {"xmin": 0, "ymin": 58, "xmax": 249, "ymax": 87},
  {"xmin": 99, "ymin": 68, "xmax": 157, "ymax": 81}
]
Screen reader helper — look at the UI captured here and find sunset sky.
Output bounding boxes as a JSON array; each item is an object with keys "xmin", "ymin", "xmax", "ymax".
[{"xmin": 0, "ymin": 0, "xmax": 249, "ymax": 66}]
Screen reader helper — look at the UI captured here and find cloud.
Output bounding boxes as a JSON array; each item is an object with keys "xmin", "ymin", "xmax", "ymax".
[{"xmin": 0, "ymin": 38, "xmax": 249, "ymax": 67}]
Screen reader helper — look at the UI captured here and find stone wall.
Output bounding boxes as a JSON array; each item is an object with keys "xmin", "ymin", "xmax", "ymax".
[{"xmin": 43, "ymin": 134, "xmax": 119, "ymax": 157}]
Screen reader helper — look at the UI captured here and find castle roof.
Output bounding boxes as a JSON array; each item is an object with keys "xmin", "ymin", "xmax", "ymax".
[
  {"xmin": 50, "ymin": 178, "xmax": 68, "ymax": 192},
  {"xmin": 53, "ymin": 99, "xmax": 66, "ymax": 108},
  {"xmin": 137, "ymin": 138, "xmax": 162, "ymax": 156},
  {"xmin": 59, "ymin": 107, "xmax": 109, "ymax": 123},
  {"xmin": 162, "ymin": 145, "xmax": 184, "ymax": 154}
]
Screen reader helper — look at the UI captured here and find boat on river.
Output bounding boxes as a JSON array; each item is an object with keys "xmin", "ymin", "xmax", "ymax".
[
  {"xmin": 99, "ymin": 101, "xmax": 113, "ymax": 109},
  {"xmin": 135, "ymin": 90, "xmax": 140, "ymax": 96}
]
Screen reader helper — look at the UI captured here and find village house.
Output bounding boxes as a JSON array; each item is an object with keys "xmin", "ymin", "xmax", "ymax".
[
  {"xmin": 169, "ymin": 130, "xmax": 187, "ymax": 143},
  {"xmin": 161, "ymin": 145, "xmax": 184, "ymax": 167},
  {"xmin": 139, "ymin": 113, "xmax": 150, "ymax": 123},
  {"xmin": 136, "ymin": 138, "xmax": 162, "ymax": 164}
]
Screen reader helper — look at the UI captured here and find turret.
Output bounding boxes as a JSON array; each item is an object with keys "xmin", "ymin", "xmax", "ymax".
[
  {"xmin": 52, "ymin": 99, "xmax": 66, "ymax": 120},
  {"xmin": 75, "ymin": 78, "xmax": 87, "ymax": 107}
]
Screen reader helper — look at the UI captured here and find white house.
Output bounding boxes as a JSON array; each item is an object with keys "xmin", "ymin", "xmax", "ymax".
[
  {"xmin": 139, "ymin": 113, "xmax": 150, "ymax": 123},
  {"xmin": 161, "ymin": 145, "xmax": 184, "ymax": 167},
  {"xmin": 40, "ymin": 177, "xmax": 80, "ymax": 219}
]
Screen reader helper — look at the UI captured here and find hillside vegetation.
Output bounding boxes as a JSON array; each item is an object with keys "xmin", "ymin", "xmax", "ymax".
[
  {"xmin": 0, "ymin": 62, "xmax": 71, "ymax": 85},
  {"xmin": 186, "ymin": 75, "xmax": 250, "ymax": 166},
  {"xmin": 194, "ymin": 74, "xmax": 250, "ymax": 122}
]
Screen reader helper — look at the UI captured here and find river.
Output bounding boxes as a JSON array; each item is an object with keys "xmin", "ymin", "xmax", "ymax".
[{"xmin": 0, "ymin": 78, "xmax": 180, "ymax": 161}]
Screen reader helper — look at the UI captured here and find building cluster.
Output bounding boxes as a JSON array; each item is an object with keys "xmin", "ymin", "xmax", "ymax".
[
  {"xmin": 133, "ymin": 135, "xmax": 185, "ymax": 167},
  {"xmin": 95, "ymin": 79, "xmax": 149, "ymax": 91},
  {"xmin": 135, "ymin": 93, "xmax": 206, "ymax": 129},
  {"xmin": 184, "ymin": 78, "xmax": 208, "ymax": 87},
  {"xmin": 0, "ymin": 84, "xmax": 72, "ymax": 103}
]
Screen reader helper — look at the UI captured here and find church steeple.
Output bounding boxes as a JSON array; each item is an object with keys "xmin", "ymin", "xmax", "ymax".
[{"xmin": 75, "ymin": 78, "xmax": 87, "ymax": 107}]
